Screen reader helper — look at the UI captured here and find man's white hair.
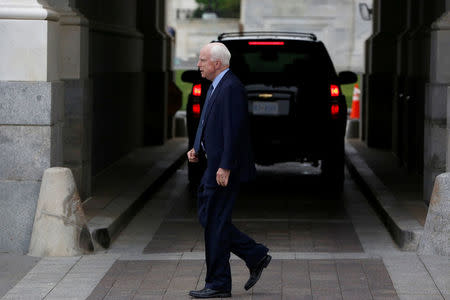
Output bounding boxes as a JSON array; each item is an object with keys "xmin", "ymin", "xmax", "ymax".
[{"xmin": 209, "ymin": 42, "xmax": 231, "ymax": 66}]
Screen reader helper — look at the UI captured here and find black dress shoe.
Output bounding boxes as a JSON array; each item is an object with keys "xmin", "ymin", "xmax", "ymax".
[
  {"xmin": 244, "ymin": 254, "xmax": 272, "ymax": 290},
  {"xmin": 189, "ymin": 287, "xmax": 231, "ymax": 298}
]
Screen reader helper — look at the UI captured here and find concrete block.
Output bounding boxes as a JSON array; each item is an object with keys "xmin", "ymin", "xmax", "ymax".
[
  {"xmin": 0, "ymin": 125, "xmax": 63, "ymax": 181},
  {"xmin": 0, "ymin": 180, "xmax": 41, "ymax": 253},
  {"xmin": 0, "ymin": 81, "xmax": 64, "ymax": 125},
  {"xmin": 28, "ymin": 167, "xmax": 94, "ymax": 257},
  {"xmin": 418, "ymin": 172, "xmax": 450, "ymax": 256}
]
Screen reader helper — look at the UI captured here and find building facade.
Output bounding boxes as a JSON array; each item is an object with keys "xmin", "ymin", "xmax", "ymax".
[{"xmin": 0, "ymin": 0, "xmax": 172, "ymax": 253}]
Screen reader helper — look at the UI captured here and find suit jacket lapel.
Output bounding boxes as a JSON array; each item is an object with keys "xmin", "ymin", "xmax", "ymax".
[{"xmin": 203, "ymin": 71, "xmax": 232, "ymax": 126}]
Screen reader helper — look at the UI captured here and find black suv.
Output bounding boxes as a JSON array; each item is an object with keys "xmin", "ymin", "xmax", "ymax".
[{"xmin": 182, "ymin": 32, "xmax": 357, "ymax": 191}]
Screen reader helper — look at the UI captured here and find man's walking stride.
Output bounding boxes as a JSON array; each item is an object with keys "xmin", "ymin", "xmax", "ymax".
[{"xmin": 187, "ymin": 42, "xmax": 271, "ymax": 298}]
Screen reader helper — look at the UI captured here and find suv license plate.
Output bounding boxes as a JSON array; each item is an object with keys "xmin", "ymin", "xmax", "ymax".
[{"xmin": 253, "ymin": 101, "xmax": 279, "ymax": 115}]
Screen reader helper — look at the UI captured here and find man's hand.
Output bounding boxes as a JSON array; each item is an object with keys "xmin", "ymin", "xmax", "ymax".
[
  {"xmin": 187, "ymin": 148, "xmax": 199, "ymax": 163},
  {"xmin": 216, "ymin": 168, "xmax": 230, "ymax": 187}
]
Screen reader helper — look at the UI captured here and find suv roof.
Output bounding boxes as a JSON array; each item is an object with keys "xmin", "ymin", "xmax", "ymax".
[{"xmin": 217, "ymin": 31, "xmax": 318, "ymax": 42}]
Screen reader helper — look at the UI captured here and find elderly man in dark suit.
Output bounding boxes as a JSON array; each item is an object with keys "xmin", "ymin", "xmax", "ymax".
[{"xmin": 187, "ymin": 42, "xmax": 271, "ymax": 298}]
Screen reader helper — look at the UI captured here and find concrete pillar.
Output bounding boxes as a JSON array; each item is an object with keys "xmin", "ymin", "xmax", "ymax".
[
  {"xmin": 364, "ymin": 0, "xmax": 404, "ymax": 148},
  {"xmin": 47, "ymin": 0, "xmax": 92, "ymax": 200},
  {"xmin": 392, "ymin": 0, "xmax": 415, "ymax": 164},
  {"xmin": 140, "ymin": 0, "xmax": 169, "ymax": 145},
  {"xmin": 424, "ymin": 10, "xmax": 450, "ymax": 203},
  {"xmin": 160, "ymin": 0, "xmax": 176, "ymax": 139},
  {"xmin": 400, "ymin": 1, "xmax": 445, "ymax": 173},
  {"xmin": 0, "ymin": 0, "xmax": 64, "ymax": 253}
]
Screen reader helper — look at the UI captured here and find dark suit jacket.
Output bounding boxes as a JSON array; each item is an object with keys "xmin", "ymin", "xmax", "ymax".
[{"xmin": 201, "ymin": 70, "xmax": 256, "ymax": 186}]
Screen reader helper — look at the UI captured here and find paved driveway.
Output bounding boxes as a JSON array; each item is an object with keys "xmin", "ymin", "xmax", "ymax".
[{"xmin": 3, "ymin": 163, "xmax": 449, "ymax": 299}]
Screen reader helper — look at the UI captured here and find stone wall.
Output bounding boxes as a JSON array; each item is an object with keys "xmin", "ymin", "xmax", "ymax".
[
  {"xmin": 75, "ymin": 0, "xmax": 146, "ymax": 175},
  {"xmin": 0, "ymin": 2, "xmax": 64, "ymax": 253},
  {"xmin": 0, "ymin": 0, "xmax": 165, "ymax": 253}
]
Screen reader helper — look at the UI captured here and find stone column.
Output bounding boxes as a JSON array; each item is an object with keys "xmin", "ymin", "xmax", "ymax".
[
  {"xmin": 140, "ymin": 0, "xmax": 168, "ymax": 145},
  {"xmin": 424, "ymin": 10, "xmax": 450, "ymax": 203},
  {"xmin": 160, "ymin": 0, "xmax": 176, "ymax": 139},
  {"xmin": 0, "ymin": 0, "xmax": 64, "ymax": 253},
  {"xmin": 398, "ymin": 1, "xmax": 445, "ymax": 173},
  {"xmin": 364, "ymin": 0, "xmax": 403, "ymax": 148},
  {"xmin": 47, "ymin": 0, "xmax": 91, "ymax": 200},
  {"xmin": 392, "ymin": 0, "xmax": 415, "ymax": 164}
]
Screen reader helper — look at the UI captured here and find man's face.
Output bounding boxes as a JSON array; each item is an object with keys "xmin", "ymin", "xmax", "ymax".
[{"xmin": 197, "ymin": 46, "xmax": 218, "ymax": 81}]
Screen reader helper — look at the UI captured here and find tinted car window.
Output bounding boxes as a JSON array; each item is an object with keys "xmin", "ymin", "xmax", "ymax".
[
  {"xmin": 226, "ymin": 41, "xmax": 337, "ymax": 85},
  {"xmin": 243, "ymin": 52, "xmax": 310, "ymax": 73}
]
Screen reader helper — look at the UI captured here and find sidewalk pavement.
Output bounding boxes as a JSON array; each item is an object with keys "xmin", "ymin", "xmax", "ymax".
[
  {"xmin": 1, "ymin": 137, "xmax": 449, "ymax": 299},
  {"xmin": 345, "ymin": 139, "xmax": 427, "ymax": 251},
  {"xmin": 0, "ymin": 137, "xmax": 188, "ymax": 298}
]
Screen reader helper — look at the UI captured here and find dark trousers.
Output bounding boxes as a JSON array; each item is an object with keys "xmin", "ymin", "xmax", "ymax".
[{"xmin": 197, "ymin": 176, "xmax": 268, "ymax": 292}]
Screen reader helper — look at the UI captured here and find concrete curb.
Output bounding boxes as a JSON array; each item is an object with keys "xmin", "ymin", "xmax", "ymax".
[
  {"xmin": 344, "ymin": 142, "xmax": 423, "ymax": 251},
  {"xmin": 87, "ymin": 139, "xmax": 187, "ymax": 249}
]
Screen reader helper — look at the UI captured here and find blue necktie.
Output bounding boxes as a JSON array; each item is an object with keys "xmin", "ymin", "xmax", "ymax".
[{"xmin": 193, "ymin": 84, "xmax": 214, "ymax": 153}]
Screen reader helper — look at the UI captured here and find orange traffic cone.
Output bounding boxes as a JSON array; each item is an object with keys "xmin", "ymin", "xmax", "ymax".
[{"xmin": 349, "ymin": 83, "xmax": 360, "ymax": 119}]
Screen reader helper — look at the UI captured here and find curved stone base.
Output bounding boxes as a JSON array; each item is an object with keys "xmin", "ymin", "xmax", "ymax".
[
  {"xmin": 28, "ymin": 167, "xmax": 93, "ymax": 257},
  {"xmin": 418, "ymin": 172, "xmax": 450, "ymax": 256}
]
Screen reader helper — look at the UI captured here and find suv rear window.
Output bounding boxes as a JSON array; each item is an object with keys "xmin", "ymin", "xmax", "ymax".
[
  {"xmin": 243, "ymin": 52, "xmax": 310, "ymax": 73},
  {"xmin": 224, "ymin": 40, "xmax": 337, "ymax": 85}
]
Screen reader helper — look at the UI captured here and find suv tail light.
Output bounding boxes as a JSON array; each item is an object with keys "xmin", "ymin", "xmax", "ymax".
[
  {"xmin": 193, "ymin": 84, "xmax": 202, "ymax": 96},
  {"xmin": 192, "ymin": 103, "xmax": 201, "ymax": 116},
  {"xmin": 330, "ymin": 84, "xmax": 340, "ymax": 97},
  {"xmin": 330, "ymin": 103, "xmax": 340, "ymax": 117}
]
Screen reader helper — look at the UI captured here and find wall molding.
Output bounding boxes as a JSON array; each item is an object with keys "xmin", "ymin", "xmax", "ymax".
[{"xmin": 0, "ymin": 4, "xmax": 59, "ymax": 21}]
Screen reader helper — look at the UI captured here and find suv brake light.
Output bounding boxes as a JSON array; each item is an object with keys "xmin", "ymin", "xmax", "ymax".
[
  {"xmin": 248, "ymin": 41, "xmax": 285, "ymax": 46},
  {"xmin": 193, "ymin": 84, "xmax": 202, "ymax": 96},
  {"xmin": 330, "ymin": 85, "xmax": 340, "ymax": 97}
]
